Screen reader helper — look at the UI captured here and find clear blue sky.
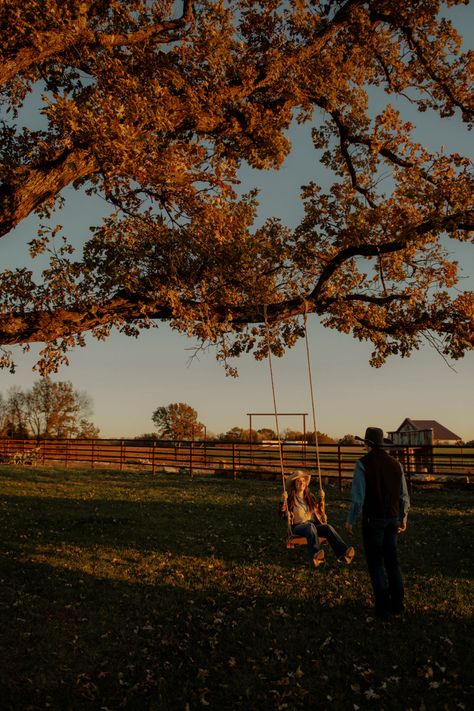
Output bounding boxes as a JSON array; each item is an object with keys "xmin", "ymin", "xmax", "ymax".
[{"xmin": 1, "ymin": 4, "xmax": 473, "ymax": 442}]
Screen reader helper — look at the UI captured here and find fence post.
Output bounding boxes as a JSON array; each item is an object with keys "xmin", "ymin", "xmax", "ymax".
[
  {"xmin": 152, "ymin": 441, "xmax": 156, "ymax": 475},
  {"xmin": 120, "ymin": 440, "xmax": 124, "ymax": 471},
  {"xmin": 189, "ymin": 441, "xmax": 194, "ymax": 480},
  {"xmin": 337, "ymin": 444, "xmax": 342, "ymax": 492},
  {"xmin": 91, "ymin": 439, "xmax": 95, "ymax": 469},
  {"xmin": 232, "ymin": 442, "xmax": 236, "ymax": 480},
  {"xmin": 65, "ymin": 438, "xmax": 69, "ymax": 469},
  {"xmin": 405, "ymin": 446, "xmax": 412, "ymax": 493}
]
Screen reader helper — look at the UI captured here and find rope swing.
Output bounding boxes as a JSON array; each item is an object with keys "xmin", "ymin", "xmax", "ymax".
[
  {"xmin": 263, "ymin": 303, "xmax": 327, "ymax": 548},
  {"xmin": 263, "ymin": 304, "xmax": 292, "ymax": 540},
  {"xmin": 303, "ymin": 304, "xmax": 327, "ymax": 523}
]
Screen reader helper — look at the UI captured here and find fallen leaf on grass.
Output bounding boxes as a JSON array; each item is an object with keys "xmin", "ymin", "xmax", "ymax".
[
  {"xmin": 294, "ymin": 666, "xmax": 304, "ymax": 679},
  {"xmin": 200, "ymin": 689, "xmax": 210, "ymax": 706},
  {"xmin": 364, "ymin": 689, "xmax": 380, "ymax": 700}
]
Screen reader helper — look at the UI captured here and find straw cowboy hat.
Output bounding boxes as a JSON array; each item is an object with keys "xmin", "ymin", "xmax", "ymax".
[
  {"xmin": 355, "ymin": 427, "xmax": 392, "ymax": 447},
  {"xmin": 284, "ymin": 470, "xmax": 311, "ymax": 491}
]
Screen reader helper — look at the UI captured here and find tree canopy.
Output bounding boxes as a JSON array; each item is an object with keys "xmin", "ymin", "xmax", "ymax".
[
  {"xmin": 0, "ymin": 377, "xmax": 99, "ymax": 438},
  {"xmin": 0, "ymin": 0, "xmax": 473, "ymax": 374},
  {"xmin": 152, "ymin": 402, "xmax": 205, "ymax": 439}
]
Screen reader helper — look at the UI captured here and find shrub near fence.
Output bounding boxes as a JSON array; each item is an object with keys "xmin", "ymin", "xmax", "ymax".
[{"xmin": 0, "ymin": 438, "xmax": 472, "ymax": 489}]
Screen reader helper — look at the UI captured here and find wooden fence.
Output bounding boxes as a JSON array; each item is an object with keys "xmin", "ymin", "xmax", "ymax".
[{"xmin": 0, "ymin": 438, "xmax": 472, "ymax": 490}]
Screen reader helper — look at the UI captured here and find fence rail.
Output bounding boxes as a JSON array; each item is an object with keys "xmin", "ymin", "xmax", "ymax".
[{"xmin": 1, "ymin": 438, "xmax": 472, "ymax": 490}]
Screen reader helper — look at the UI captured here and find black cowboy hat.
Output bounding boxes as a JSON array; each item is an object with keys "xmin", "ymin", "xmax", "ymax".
[{"xmin": 355, "ymin": 427, "xmax": 392, "ymax": 447}]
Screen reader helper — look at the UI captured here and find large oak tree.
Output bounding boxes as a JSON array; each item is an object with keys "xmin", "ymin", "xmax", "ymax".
[{"xmin": 0, "ymin": 0, "xmax": 473, "ymax": 374}]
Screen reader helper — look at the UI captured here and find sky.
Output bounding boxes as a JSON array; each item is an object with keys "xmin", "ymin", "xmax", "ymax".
[{"xmin": 0, "ymin": 4, "xmax": 473, "ymax": 443}]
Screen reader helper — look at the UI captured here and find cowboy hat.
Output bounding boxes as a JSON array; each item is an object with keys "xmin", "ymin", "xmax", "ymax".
[
  {"xmin": 284, "ymin": 470, "xmax": 311, "ymax": 491},
  {"xmin": 355, "ymin": 427, "xmax": 392, "ymax": 447}
]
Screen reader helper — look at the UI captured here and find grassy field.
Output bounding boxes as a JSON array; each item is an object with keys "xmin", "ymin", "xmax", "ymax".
[{"xmin": 0, "ymin": 466, "xmax": 472, "ymax": 710}]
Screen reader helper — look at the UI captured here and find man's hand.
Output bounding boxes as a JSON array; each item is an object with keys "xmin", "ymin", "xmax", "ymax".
[
  {"xmin": 397, "ymin": 521, "xmax": 407, "ymax": 533},
  {"xmin": 282, "ymin": 491, "xmax": 288, "ymax": 501},
  {"xmin": 345, "ymin": 522, "xmax": 353, "ymax": 535}
]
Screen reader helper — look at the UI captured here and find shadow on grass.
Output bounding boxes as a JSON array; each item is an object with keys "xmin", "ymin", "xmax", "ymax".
[
  {"xmin": 1, "ymin": 469, "xmax": 473, "ymax": 708},
  {"xmin": 0, "ymin": 553, "xmax": 472, "ymax": 711},
  {"xmin": 2, "ymin": 489, "xmax": 472, "ymax": 582}
]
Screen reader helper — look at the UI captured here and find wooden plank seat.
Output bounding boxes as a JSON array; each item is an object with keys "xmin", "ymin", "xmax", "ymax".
[{"xmin": 286, "ymin": 535, "xmax": 327, "ymax": 549}]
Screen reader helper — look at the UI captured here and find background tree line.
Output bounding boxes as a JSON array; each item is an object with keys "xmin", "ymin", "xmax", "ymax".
[
  {"xmin": 142, "ymin": 403, "xmax": 473, "ymax": 445},
  {"xmin": 140, "ymin": 402, "xmax": 352, "ymax": 444},
  {"xmin": 0, "ymin": 377, "xmax": 99, "ymax": 439},
  {"xmin": 1, "ymin": 392, "xmax": 471, "ymax": 444}
]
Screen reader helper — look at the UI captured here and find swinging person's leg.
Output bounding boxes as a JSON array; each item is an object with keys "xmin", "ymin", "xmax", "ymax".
[
  {"xmin": 292, "ymin": 522, "xmax": 323, "ymax": 562},
  {"xmin": 316, "ymin": 524, "xmax": 352, "ymax": 561}
]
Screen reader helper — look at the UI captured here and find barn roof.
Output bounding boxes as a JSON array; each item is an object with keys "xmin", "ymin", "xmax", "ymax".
[{"xmin": 396, "ymin": 418, "xmax": 461, "ymax": 441}]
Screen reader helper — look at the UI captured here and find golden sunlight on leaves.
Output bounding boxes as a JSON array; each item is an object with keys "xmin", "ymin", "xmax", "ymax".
[{"xmin": 0, "ymin": 0, "xmax": 472, "ymax": 373}]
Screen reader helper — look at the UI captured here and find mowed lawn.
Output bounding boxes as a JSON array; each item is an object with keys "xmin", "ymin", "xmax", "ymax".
[{"xmin": 0, "ymin": 466, "xmax": 472, "ymax": 710}]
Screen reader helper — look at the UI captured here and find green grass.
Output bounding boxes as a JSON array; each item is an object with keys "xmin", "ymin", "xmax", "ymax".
[{"xmin": 0, "ymin": 466, "xmax": 472, "ymax": 710}]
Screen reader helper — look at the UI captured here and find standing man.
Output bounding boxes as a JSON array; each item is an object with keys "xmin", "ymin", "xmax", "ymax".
[{"xmin": 345, "ymin": 427, "xmax": 410, "ymax": 619}]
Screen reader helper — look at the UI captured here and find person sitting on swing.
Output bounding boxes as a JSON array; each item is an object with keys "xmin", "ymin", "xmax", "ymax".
[{"xmin": 279, "ymin": 470, "xmax": 355, "ymax": 569}]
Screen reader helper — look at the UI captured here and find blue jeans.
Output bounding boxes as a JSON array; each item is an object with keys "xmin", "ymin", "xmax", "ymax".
[
  {"xmin": 292, "ymin": 520, "xmax": 349, "ymax": 561},
  {"xmin": 362, "ymin": 517, "xmax": 404, "ymax": 616}
]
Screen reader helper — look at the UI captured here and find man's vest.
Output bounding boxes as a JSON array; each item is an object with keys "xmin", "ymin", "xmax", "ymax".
[{"xmin": 361, "ymin": 448, "xmax": 402, "ymax": 519}]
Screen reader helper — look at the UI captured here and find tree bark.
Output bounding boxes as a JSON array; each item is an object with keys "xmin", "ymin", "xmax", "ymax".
[{"xmin": 0, "ymin": 146, "xmax": 98, "ymax": 237}]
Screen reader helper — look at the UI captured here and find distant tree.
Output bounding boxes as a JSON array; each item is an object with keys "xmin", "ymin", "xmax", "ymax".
[
  {"xmin": 75, "ymin": 419, "xmax": 100, "ymax": 439},
  {"xmin": 134, "ymin": 433, "xmax": 160, "ymax": 441},
  {"xmin": 218, "ymin": 427, "xmax": 245, "ymax": 442},
  {"xmin": 257, "ymin": 428, "xmax": 277, "ymax": 441},
  {"xmin": 464, "ymin": 440, "xmax": 474, "ymax": 447},
  {"xmin": 152, "ymin": 403, "xmax": 204, "ymax": 440},
  {"xmin": 219, "ymin": 427, "xmax": 259, "ymax": 442},
  {"xmin": 0, "ymin": 388, "xmax": 29, "ymax": 438},
  {"xmin": 339, "ymin": 434, "xmax": 358, "ymax": 445},
  {"xmin": 2, "ymin": 378, "xmax": 98, "ymax": 438},
  {"xmin": 283, "ymin": 429, "xmax": 305, "ymax": 442},
  {"xmin": 307, "ymin": 431, "xmax": 337, "ymax": 445}
]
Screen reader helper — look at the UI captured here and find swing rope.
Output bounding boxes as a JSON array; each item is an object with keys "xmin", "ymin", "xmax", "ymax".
[
  {"xmin": 264, "ymin": 302, "xmax": 327, "ymax": 540},
  {"xmin": 303, "ymin": 305, "xmax": 327, "ymax": 523},
  {"xmin": 263, "ymin": 304, "xmax": 292, "ymax": 537},
  {"xmin": 303, "ymin": 307, "xmax": 323, "ymax": 492}
]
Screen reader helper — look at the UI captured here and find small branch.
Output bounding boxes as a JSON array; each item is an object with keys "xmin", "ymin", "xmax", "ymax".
[{"xmin": 421, "ymin": 332, "xmax": 458, "ymax": 372}]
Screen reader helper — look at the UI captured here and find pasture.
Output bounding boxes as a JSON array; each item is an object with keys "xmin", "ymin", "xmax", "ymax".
[{"xmin": 0, "ymin": 466, "xmax": 472, "ymax": 710}]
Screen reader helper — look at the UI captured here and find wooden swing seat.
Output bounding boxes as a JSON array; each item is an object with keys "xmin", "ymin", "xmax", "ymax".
[{"xmin": 286, "ymin": 535, "xmax": 327, "ymax": 549}]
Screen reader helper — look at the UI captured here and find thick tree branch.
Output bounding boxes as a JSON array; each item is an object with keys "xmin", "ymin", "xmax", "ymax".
[
  {"xmin": 1, "ymin": 208, "xmax": 471, "ymax": 345},
  {"xmin": 0, "ymin": 0, "xmax": 194, "ymax": 86},
  {"xmin": 0, "ymin": 145, "xmax": 98, "ymax": 236},
  {"xmin": 0, "ymin": 290, "xmax": 412, "ymax": 346},
  {"xmin": 306, "ymin": 210, "xmax": 474, "ymax": 304}
]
